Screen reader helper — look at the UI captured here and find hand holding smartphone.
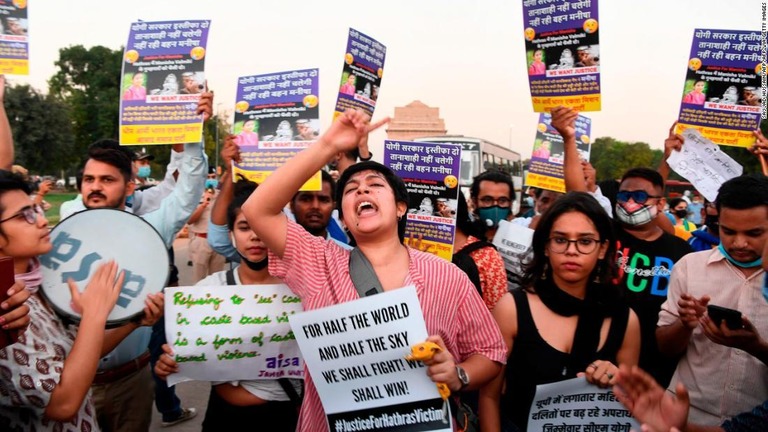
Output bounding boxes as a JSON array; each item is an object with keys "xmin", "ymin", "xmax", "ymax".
[{"xmin": 707, "ymin": 304, "xmax": 744, "ymax": 330}]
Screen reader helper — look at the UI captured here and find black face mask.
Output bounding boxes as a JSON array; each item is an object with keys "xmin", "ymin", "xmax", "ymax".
[
  {"xmin": 238, "ymin": 254, "xmax": 268, "ymax": 271},
  {"xmin": 705, "ymin": 215, "xmax": 719, "ymax": 234},
  {"xmin": 674, "ymin": 209, "xmax": 688, "ymax": 218}
]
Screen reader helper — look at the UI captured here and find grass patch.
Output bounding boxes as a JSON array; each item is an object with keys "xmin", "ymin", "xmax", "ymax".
[{"xmin": 43, "ymin": 192, "xmax": 78, "ymax": 226}]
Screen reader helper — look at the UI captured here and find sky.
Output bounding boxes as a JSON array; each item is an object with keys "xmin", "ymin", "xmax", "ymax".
[{"xmin": 8, "ymin": 0, "xmax": 762, "ymax": 161}]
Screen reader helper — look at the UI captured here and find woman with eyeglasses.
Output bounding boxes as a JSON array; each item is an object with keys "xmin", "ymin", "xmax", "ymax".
[
  {"xmin": 478, "ymin": 192, "xmax": 640, "ymax": 432},
  {"xmin": 0, "ymin": 170, "xmax": 163, "ymax": 431}
]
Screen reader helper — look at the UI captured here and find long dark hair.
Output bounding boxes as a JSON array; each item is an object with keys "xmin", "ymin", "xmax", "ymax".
[{"xmin": 521, "ymin": 192, "xmax": 617, "ymax": 297}]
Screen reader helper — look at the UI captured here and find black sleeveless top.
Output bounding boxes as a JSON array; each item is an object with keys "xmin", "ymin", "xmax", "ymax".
[{"xmin": 501, "ymin": 289, "xmax": 629, "ymax": 431}]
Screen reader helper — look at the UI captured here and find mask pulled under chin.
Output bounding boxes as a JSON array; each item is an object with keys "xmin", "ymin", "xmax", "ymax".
[
  {"xmin": 718, "ymin": 243, "xmax": 763, "ymax": 269},
  {"xmin": 477, "ymin": 206, "xmax": 511, "ymax": 228},
  {"xmin": 238, "ymin": 254, "xmax": 268, "ymax": 271},
  {"xmin": 615, "ymin": 203, "xmax": 656, "ymax": 227}
]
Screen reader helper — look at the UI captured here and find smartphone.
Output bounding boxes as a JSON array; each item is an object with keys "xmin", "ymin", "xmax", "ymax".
[
  {"xmin": 707, "ymin": 304, "xmax": 744, "ymax": 330},
  {"xmin": 0, "ymin": 256, "xmax": 18, "ymax": 348}
]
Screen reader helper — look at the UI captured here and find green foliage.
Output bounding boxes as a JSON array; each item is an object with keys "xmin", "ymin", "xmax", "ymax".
[
  {"xmin": 47, "ymin": 45, "xmax": 123, "ymax": 160},
  {"xmin": 4, "ymin": 84, "xmax": 75, "ymax": 174},
  {"xmin": 590, "ymin": 137, "xmax": 663, "ymax": 181}
]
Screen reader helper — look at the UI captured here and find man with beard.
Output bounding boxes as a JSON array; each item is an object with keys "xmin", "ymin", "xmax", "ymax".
[
  {"xmin": 289, "ymin": 170, "xmax": 351, "ymax": 249},
  {"xmin": 81, "ymin": 105, "xmax": 207, "ymax": 431},
  {"xmin": 553, "ymin": 105, "xmax": 692, "ymax": 388},
  {"xmin": 657, "ymin": 175, "xmax": 768, "ymax": 426}
]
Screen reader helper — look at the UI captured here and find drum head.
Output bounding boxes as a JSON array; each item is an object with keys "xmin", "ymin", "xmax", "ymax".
[{"xmin": 40, "ymin": 209, "xmax": 170, "ymax": 328}]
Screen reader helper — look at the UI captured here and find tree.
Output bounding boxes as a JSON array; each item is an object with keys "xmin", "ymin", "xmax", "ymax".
[
  {"xmin": 48, "ymin": 45, "xmax": 123, "ymax": 159},
  {"xmin": 589, "ymin": 137, "xmax": 662, "ymax": 181},
  {"xmin": 4, "ymin": 84, "xmax": 75, "ymax": 175}
]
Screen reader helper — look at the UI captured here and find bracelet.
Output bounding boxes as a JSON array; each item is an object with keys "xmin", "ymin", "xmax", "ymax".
[{"xmin": 359, "ymin": 151, "xmax": 373, "ymax": 161}]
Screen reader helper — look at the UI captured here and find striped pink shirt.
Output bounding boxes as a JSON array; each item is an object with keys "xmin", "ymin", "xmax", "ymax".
[{"xmin": 270, "ymin": 220, "xmax": 506, "ymax": 432}]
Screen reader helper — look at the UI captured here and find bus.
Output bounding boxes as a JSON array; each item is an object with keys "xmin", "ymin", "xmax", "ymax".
[
  {"xmin": 414, "ymin": 135, "xmax": 524, "ymax": 205},
  {"xmin": 665, "ymin": 180, "xmax": 695, "ymax": 198}
]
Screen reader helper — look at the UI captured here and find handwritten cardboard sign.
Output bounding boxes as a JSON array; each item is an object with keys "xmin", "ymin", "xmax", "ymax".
[
  {"xmin": 667, "ymin": 128, "xmax": 743, "ymax": 202},
  {"xmin": 164, "ymin": 283, "xmax": 304, "ymax": 386}
]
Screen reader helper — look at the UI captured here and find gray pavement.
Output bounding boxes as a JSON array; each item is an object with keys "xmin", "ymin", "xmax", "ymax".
[{"xmin": 149, "ymin": 237, "xmax": 210, "ymax": 431}]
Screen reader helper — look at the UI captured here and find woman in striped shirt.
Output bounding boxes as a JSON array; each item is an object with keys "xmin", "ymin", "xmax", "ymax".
[{"xmin": 242, "ymin": 109, "xmax": 506, "ymax": 431}]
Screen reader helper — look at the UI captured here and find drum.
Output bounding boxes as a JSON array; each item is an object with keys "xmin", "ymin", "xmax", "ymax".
[{"xmin": 39, "ymin": 209, "xmax": 170, "ymax": 328}]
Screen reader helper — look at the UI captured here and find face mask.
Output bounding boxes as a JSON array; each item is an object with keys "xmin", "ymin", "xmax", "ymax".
[
  {"xmin": 206, "ymin": 179, "xmax": 219, "ymax": 189},
  {"xmin": 718, "ymin": 243, "xmax": 763, "ymax": 268},
  {"xmin": 477, "ymin": 206, "xmax": 511, "ymax": 228},
  {"xmin": 674, "ymin": 209, "xmax": 688, "ymax": 219},
  {"xmin": 137, "ymin": 166, "xmax": 151, "ymax": 179},
  {"xmin": 615, "ymin": 203, "xmax": 657, "ymax": 227},
  {"xmin": 704, "ymin": 215, "xmax": 719, "ymax": 234},
  {"xmin": 238, "ymin": 253, "xmax": 268, "ymax": 271}
]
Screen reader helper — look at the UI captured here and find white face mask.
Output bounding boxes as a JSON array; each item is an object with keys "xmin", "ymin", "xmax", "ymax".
[{"xmin": 615, "ymin": 203, "xmax": 657, "ymax": 226}]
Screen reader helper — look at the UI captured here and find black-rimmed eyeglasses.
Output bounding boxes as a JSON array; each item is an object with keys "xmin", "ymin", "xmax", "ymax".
[
  {"xmin": 0, "ymin": 204, "xmax": 44, "ymax": 225},
  {"xmin": 547, "ymin": 236, "xmax": 601, "ymax": 254}
]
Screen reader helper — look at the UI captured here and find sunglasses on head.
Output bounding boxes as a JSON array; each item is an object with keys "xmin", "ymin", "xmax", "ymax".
[{"xmin": 616, "ymin": 190, "xmax": 662, "ymax": 205}]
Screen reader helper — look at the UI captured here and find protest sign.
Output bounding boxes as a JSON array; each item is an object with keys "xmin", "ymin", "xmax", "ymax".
[
  {"xmin": 676, "ymin": 29, "xmax": 762, "ymax": 147},
  {"xmin": 333, "ymin": 28, "xmax": 385, "ymax": 120},
  {"xmin": 164, "ymin": 283, "xmax": 304, "ymax": 387},
  {"xmin": 119, "ymin": 20, "xmax": 211, "ymax": 145},
  {"xmin": 526, "ymin": 112, "xmax": 592, "ymax": 193},
  {"xmin": 492, "ymin": 220, "xmax": 534, "ymax": 290},
  {"xmin": 529, "ymin": 377, "xmax": 640, "ymax": 431},
  {"xmin": 0, "ymin": 0, "xmax": 28, "ymax": 75},
  {"xmin": 231, "ymin": 68, "xmax": 321, "ymax": 190},
  {"xmin": 667, "ymin": 128, "xmax": 743, "ymax": 202},
  {"xmin": 385, "ymin": 140, "xmax": 462, "ymax": 261},
  {"xmin": 290, "ymin": 286, "xmax": 452, "ymax": 432},
  {"xmin": 522, "ymin": 0, "xmax": 601, "ymax": 112}
]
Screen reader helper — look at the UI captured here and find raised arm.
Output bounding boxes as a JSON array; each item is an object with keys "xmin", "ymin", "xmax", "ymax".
[
  {"xmin": 207, "ymin": 135, "xmax": 240, "ymax": 261},
  {"xmin": 0, "ymin": 75, "xmax": 13, "ymax": 170},
  {"xmin": 45, "ymin": 262, "xmax": 124, "ymax": 421},
  {"xmin": 241, "ymin": 109, "xmax": 388, "ymax": 258},
  {"xmin": 658, "ymin": 122, "xmax": 684, "ymax": 184},
  {"xmin": 550, "ymin": 106, "xmax": 586, "ymax": 192}
]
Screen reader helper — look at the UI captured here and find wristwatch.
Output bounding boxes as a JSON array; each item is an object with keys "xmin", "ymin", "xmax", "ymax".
[
  {"xmin": 358, "ymin": 151, "xmax": 373, "ymax": 161},
  {"xmin": 456, "ymin": 365, "xmax": 470, "ymax": 390}
]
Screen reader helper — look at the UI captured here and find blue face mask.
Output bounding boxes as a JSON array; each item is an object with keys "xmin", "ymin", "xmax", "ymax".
[
  {"xmin": 477, "ymin": 206, "xmax": 511, "ymax": 228},
  {"xmin": 718, "ymin": 243, "xmax": 763, "ymax": 268},
  {"xmin": 205, "ymin": 179, "xmax": 219, "ymax": 189},
  {"xmin": 137, "ymin": 166, "xmax": 151, "ymax": 179}
]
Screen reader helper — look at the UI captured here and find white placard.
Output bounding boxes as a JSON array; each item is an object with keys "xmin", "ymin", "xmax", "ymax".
[
  {"xmin": 529, "ymin": 377, "xmax": 640, "ymax": 431},
  {"xmin": 289, "ymin": 286, "xmax": 452, "ymax": 431},
  {"xmin": 668, "ymin": 128, "xmax": 743, "ymax": 202},
  {"xmin": 164, "ymin": 284, "xmax": 304, "ymax": 386},
  {"xmin": 493, "ymin": 220, "xmax": 535, "ymax": 290}
]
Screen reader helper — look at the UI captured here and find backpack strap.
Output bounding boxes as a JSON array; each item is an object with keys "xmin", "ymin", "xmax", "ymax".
[
  {"xmin": 278, "ymin": 378, "xmax": 303, "ymax": 406},
  {"xmin": 225, "ymin": 268, "xmax": 236, "ymax": 286},
  {"xmin": 349, "ymin": 247, "xmax": 383, "ymax": 297},
  {"xmin": 455, "ymin": 240, "xmax": 496, "ymax": 256}
]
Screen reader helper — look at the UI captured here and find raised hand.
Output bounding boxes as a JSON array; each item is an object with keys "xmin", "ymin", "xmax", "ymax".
[{"xmin": 68, "ymin": 261, "xmax": 125, "ymax": 322}]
